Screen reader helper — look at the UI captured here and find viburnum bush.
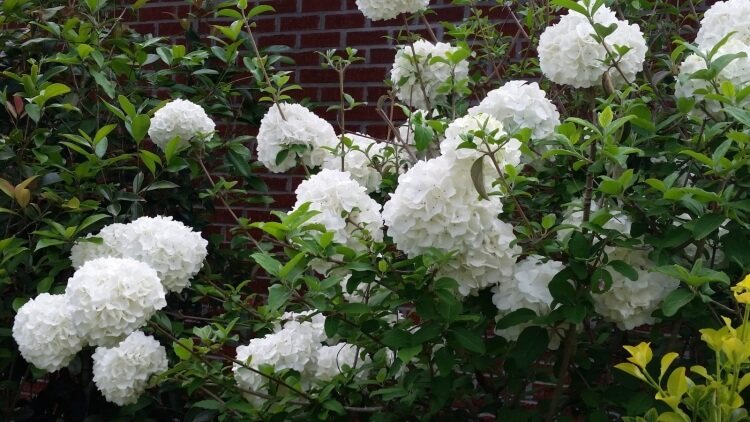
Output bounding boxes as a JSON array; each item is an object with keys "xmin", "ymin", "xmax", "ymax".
[{"xmin": 4, "ymin": 0, "xmax": 750, "ymax": 420}]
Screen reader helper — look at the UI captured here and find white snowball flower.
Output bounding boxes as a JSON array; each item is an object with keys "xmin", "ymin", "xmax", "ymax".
[
  {"xmin": 292, "ymin": 169, "xmax": 383, "ymax": 251},
  {"xmin": 233, "ymin": 322, "xmax": 322, "ymax": 401},
  {"xmin": 695, "ymin": 0, "xmax": 750, "ymax": 49},
  {"xmin": 356, "ymin": 0, "xmax": 430, "ymax": 21},
  {"xmin": 92, "ymin": 331, "xmax": 168, "ymax": 406},
  {"xmin": 557, "ymin": 201, "xmax": 632, "ymax": 243},
  {"xmin": 148, "ymin": 99, "xmax": 215, "ymax": 151},
  {"xmin": 256, "ymin": 103, "xmax": 338, "ymax": 173},
  {"xmin": 314, "ymin": 343, "xmax": 370, "ymax": 381},
  {"xmin": 71, "ymin": 216, "xmax": 208, "ymax": 293},
  {"xmin": 273, "ymin": 310, "xmax": 328, "ymax": 344},
  {"xmin": 492, "ymin": 256, "xmax": 564, "ymax": 316},
  {"xmin": 391, "ymin": 40, "xmax": 470, "ymax": 110},
  {"xmin": 675, "ymin": 39, "xmax": 750, "ymax": 116},
  {"xmin": 70, "ymin": 223, "xmax": 128, "ymax": 268},
  {"xmin": 65, "ymin": 257, "xmax": 166, "ymax": 347},
  {"xmin": 383, "ymin": 156, "xmax": 520, "ymax": 296},
  {"xmin": 592, "ymin": 248, "xmax": 679, "ymax": 330},
  {"xmin": 12, "ymin": 294, "xmax": 84, "ymax": 372},
  {"xmin": 537, "ymin": 3, "xmax": 647, "ymax": 88},
  {"xmin": 468, "ymin": 80, "xmax": 560, "ymax": 140},
  {"xmin": 323, "ymin": 133, "xmax": 387, "ymax": 193},
  {"xmin": 440, "ymin": 113, "xmax": 522, "ymax": 173}
]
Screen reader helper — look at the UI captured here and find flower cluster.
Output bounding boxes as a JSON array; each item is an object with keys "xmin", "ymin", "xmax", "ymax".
[
  {"xmin": 491, "ymin": 257, "xmax": 564, "ymax": 344},
  {"xmin": 71, "ymin": 216, "xmax": 208, "ymax": 293},
  {"xmin": 440, "ymin": 113, "xmax": 522, "ymax": 173},
  {"xmin": 468, "ymin": 80, "xmax": 560, "ymax": 141},
  {"xmin": 148, "ymin": 99, "xmax": 215, "ymax": 151},
  {"xmin": 323, "ymin": 133, "xmax": 388, "ymax": 193},
  {"xmin": 92, "ymin": 331, "xmax": 168, "ymax": 406},
  {"xmin": 675, "ymin": 38, "xmax": 750, "ymax": 115},
  {"xmin": 383, "ymin": 155, "xmax": 520, "ymax": 296},
  {"xmin": 233, "ymin": 310, "xmax": 367, "ymax": 404},
  {"xmin": 537, "ymin": 3, "xmax": 647, "ymax": 88},
  {"xmin": 694, "ymin": 0, "xmax": 750, "ymax": 49},
  {"xmin": 593, "ymin": 248, "xmax": 679, "ymax": 330},
  {"xmin": 12, "ymin": 294, "xmax": 85, "ymax": 372},
  {"xmin": 390, "ymin": 40, "xmax": 470, "ymax": 110},
  {"xmin": 256, "ymin": 103, "xmax": 339, "ymax": 173},
  {"xmin": 291, "ymin": 169, "xmax": 384, "ymax": 251},
  {"xmin": 66, "ymin": 257, "xmax": 167, "ymax": 347},
  {"xmin": 355, "ymin": 0, "xmax": 430, "ymax": 21},
  {"xmin": 13, "ymin": 215, "xmax": 208, "ymax": 406}
]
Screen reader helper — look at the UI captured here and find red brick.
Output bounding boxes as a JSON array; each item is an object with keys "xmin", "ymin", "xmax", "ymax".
[
  {"xmin": 280, "ymin": 15, "xmax": 320, "ymax": 31},
  {"xmin": 324, "ymin": 13, "xmax": 366, "ymax": 29},
  {"xmin": 346, "ymin": 30, "xmax": 390, "ymax": 46},
  {"xmin": 300, "ymin": 31, "xmax": 341, "ymax": 48}
]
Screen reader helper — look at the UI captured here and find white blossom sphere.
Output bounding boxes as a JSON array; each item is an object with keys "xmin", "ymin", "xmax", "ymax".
[
  {"xmin": 233, "ymin": 322, "xmax": 322, "ymax": 400},
  {"xmin": 323, "ymin": 133, "xmax": 387, "ymax": 193},
  {"xmin": 148, "ymin": 99, "xmax": 215, "ymax": 151},
  {"xmin": 273, "ymin": 310, "xmax": 328, "ymax": 344},
  {"xmin": 537, "ymin": 4, "xmax": 647, "ymax": 88},
  {"xmin": 695, "ymin": 0, "xmax": 750, "ymax": 49},
  {"xmin": 356, "ymin": 0, "xmax": 430, "ymax": 21},
  {"xmin": 592, "ymin": 248, "xmax": 679, "ymax": 330},
  {"xmin": 391, "ymin": 40, "xmax": 470, "ymax": 110},
  {"xmin": 440, "ymin": 113, "xmax": 522, "ymax": 174},
  {"xmin": 314, "ymin": 343, "xmax": 370, "ymax": 381},
  {"xmin": 71, "ymin": 216, "xmax": 208, "ymax": 293},
  {"xmin": 383, "ymin": 156, "xmax": 519, "ymax": 296},
  {"xmin": 291, "ymin": 169, "xmax": 383, "ymax": 251},
  {"xmin": 70, "ymin": 223, "xmax": 128, "ymax": 268},
  {"xmin": 256, "ymin": 103, "xmax": 338, "ymax": 173},
  {"xmin": 92, "ymin": 331, "xmax": 168, "ymax": 406},
  {"xmin": 675, "ymin": 40, "xmax": 750, "ymax": 116},
  {"xmin": 492, "ymin": 256, "xmax": 564, "ymax": 317},
  {"xmin": 65, "ymin": 257, "xmax": 167, "ymax": 347},
  {"xmin": 468, "ymin": 80, "xmax": 561, "ymax": 140},
  {"xmin": 12, "ymin": 294, "xmax": 84, "ymax": 372}
]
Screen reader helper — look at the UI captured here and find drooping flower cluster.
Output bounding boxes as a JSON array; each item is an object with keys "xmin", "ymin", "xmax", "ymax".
[
  {"xmin": 593, "ymin": 248, "xmax": 680, "ymax": 330},
  {"xmin": 291, "ymin": 169, "xmax": 384, "ymax": 251},
  {"xmin": 71, "ymin": 216, "xmax": 208, "ymax": 293},
  {"xmin": 391, "ymin": 40, "xmax": 470, "ymax": 110},
  {"xmin": 147, "ymin": 99, "xmax": 215, "ymax": 151},
  {"xmin": 537, "ymin": 2, "xmax": 647, "ymax": 88},
  {"xmin": 92, "ymin": 331, "xmax": 168, "ymax": 406},
  {"xmin": 468, "ymin": 80, "xmax": 561, "ymax": 141},
  {"xmin": 383, "ymin": 155, "xmax": 520, "ymax": 296},
  {"xmin": 355, "ymin": 0, "xmax": 430, "ymax": 21},
  {"xmin": 322, "ymin": 133, "xmax": 388, "ymax": 193},
  {"xmin": 66, "ymin": 257, "xmax": 167, "ymax": 347},
  {"xmin": 12, "ymin": 294, "xmax": 85, "ymax": 372},
  {"xmin": 233, "ymin": 310, "xmax": 367, "ymax": 404},
  {"xmin": 256, "ymin": 103, "xmax": 339, "ymax": 173}
]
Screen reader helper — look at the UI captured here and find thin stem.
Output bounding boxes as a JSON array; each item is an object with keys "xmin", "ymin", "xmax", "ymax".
[{"xmin": 240, "ymin": 9, "xmax": 286, "ymax": 120}]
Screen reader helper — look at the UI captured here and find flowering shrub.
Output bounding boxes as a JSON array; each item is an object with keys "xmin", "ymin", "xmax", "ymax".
[{"xmin": 4, "ymin": 0, "xmax": 750, "ymax": 420}]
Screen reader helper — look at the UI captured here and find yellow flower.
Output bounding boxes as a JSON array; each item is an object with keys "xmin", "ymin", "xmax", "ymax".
[{"xmin": 732, "ymin": 274, "xmax": 750, "ymax": 304}]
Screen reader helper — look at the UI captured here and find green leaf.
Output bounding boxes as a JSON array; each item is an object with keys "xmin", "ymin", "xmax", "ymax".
[
  {"xmin": 173, "ymin": 338, "xmax": 194, "ymax": 360},
  {"xmin": 339, "ymin": 303, "xmax": 370, "ymax": 315},
  {"xmin": 118, "ymin": 95, "xmax": 136, "ymax": 118},
  {"xmin": 661, "ymin": 289, "xmax": 694, "ymax": 317},
  {"xmin": 692, "ymin": 213, "xmax": 725, "ymax": 240},
  {"xmin": 130, "ymin": 114, "xmax": 150, "ymax": 144},
  {"xmin": 266, "ymin": 284, "xmax": 289, "ymax": 311},
  {"xmin": 90, "ymin": 70, "xmax": 115, "ymax": 98},
  {"xmin": 398, "ymin": 345, "xmax": 422, "ymax": 363},
  {"xmin": 448, "ymin": 328, "xmax": 485, "ymax": 354},
  {"xmin": 470, "ymin": 157, "xmax": 489, "ymax": 200},
  {"xmin": 552, "ymin": 0, "xmax": 589, "ymax": 15},
  {"xmin": 193, "ymin": 400, "xmax": 222, "ymax": 410},
  {"xmin": 34, "ymin": 238, "xmax": 65, "ymax": 251}
]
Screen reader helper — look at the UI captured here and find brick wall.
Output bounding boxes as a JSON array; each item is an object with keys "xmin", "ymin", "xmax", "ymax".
[{"xmin": 128, "ymin": 0, "xmax": 515, "ymax": 237}]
